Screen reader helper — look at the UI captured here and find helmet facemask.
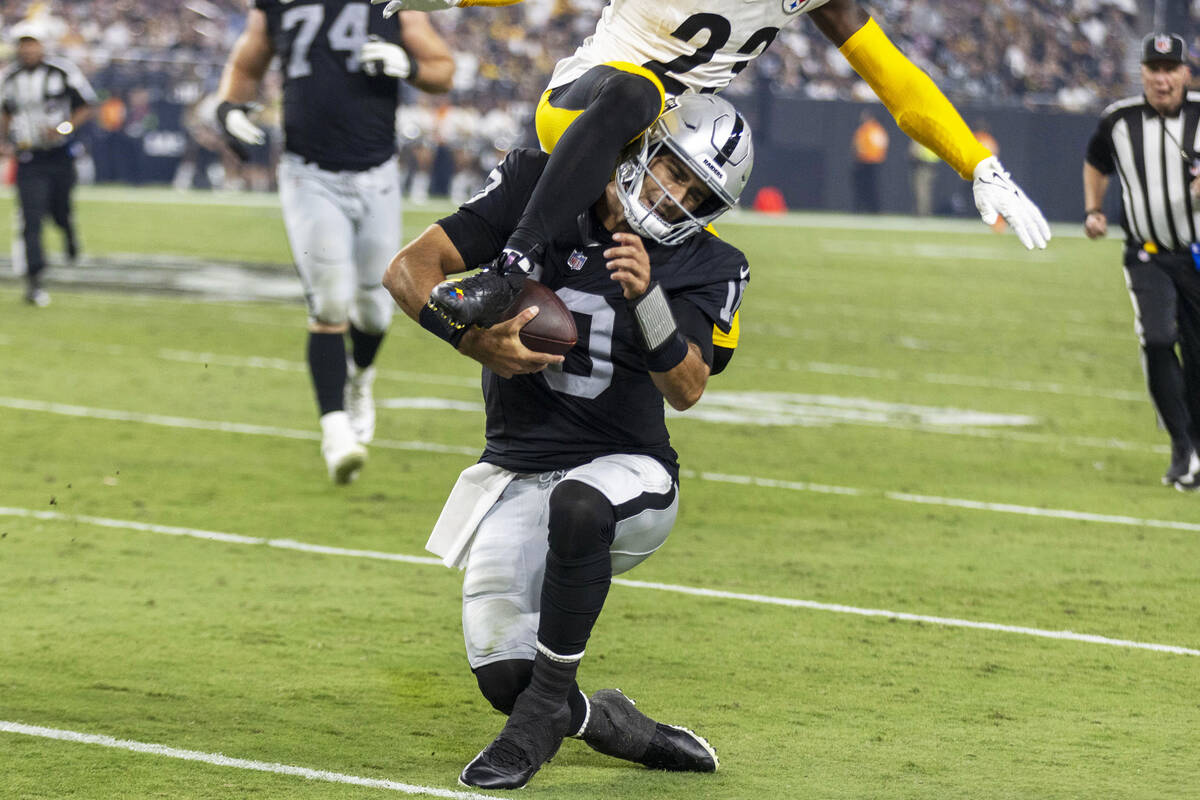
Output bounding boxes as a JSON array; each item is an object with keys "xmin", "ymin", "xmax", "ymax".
[{"xmin": 614, "ymin": 95, "xmax": 753, "ymax": 246}]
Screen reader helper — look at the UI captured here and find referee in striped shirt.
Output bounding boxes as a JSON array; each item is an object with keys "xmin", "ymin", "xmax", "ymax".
[
  {"xmin": 1084, "ymin": 32, "xmax": 1200, "ymax": 490},
  {"xmin": 0, "ymin": 21, "xmax": 96, "ymax": 307}
]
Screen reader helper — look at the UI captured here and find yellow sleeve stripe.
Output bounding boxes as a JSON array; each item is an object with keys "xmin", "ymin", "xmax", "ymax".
[
  {"xmin": 839, "ymin": 18, "xmax": 991, "ymax": 180},
  {"xmin": 712, "ymin": 309, "xmax": 739, "ymax": 349}
]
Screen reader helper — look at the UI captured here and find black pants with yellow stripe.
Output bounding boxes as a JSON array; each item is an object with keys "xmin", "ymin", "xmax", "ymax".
[
  {"xmin": 1123, "ymin": 242, "xmax": 1200, "ymax": 449},
  {"xmin": 504, "ymin": 63, "xmax": 664, "ymax": 257}
]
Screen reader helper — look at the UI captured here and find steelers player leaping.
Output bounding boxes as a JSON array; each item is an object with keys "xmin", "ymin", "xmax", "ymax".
[{"xmin": 372, "ymin": 0, "xmax": 1052, "ymax": 330}]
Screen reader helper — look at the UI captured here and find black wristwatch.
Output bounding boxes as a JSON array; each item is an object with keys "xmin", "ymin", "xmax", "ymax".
[{"xmin": 1084, "ymin": 208, "xmax": 1103, "ymax": 220}]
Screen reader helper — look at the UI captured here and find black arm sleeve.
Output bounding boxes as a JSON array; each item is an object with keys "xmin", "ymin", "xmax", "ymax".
[
  {"xmin": 1085, "ymin": 122, "xmax": 1115, "ymax": 174},
  {"xmin": 671, "ymin": 297, "xmax": 715, "ymax": 368},
  {"xmin": 436, "ymin": 149, "xmax": 548, "ymax": 269}
]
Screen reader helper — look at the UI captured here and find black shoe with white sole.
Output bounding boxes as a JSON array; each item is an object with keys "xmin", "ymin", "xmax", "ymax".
[
  {"xmin": 580, "ymin": 689, "xmax": 718, "ymax": 772},
  {"xmin": 459, "ymin": 684, "xmax": 571, "ymax": 790},
  {"xmin": 1163, "ymin": 441, "xmax": 1198, "ymax": 486}
]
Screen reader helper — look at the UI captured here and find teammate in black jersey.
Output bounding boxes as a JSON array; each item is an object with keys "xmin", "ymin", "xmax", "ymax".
[
  {"xmin": 384, "ymin": 94, "xmax": 751, "ymax": 790},
  {"xmin": 215, "ymin": 2, "xmax": 453, "ymax": 483}
]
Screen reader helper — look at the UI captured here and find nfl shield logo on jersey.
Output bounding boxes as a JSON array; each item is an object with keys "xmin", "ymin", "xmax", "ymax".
[
  {"xmin": 567, "ymin": 249, "xmax": 588, "ymax": 271},
  {"xmin": 783, "ymin": 0, "xmax": 810, "ymax": 14}
]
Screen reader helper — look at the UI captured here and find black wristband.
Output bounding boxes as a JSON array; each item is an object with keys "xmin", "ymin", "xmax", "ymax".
[
  {"xmin": 404, "ymin": 51, "xmax": 419, "ymax": 84},
  {"xmin": 644, "ymin": 331, "xmax": 690, "ymax": 372},
  {"xmin": 419, "ymin": 302, "xmax": 467, "ymax": 349},
  {"xmin": 1085, "ymin": 208, "xmax": 1102, "ymax": 218}
]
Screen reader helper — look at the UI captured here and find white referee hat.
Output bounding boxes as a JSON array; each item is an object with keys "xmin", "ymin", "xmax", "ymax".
[{"xmin": 9, "ymin": 19, "xmax": 48, "ymax": 43}]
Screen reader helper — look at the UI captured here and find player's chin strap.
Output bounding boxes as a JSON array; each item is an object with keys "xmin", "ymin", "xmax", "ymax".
[{"xmin": 629, "ymin": 283, "xmax": 689, "ymax": 373}]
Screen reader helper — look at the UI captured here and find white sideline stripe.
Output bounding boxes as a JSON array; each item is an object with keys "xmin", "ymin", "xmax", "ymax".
[
  {"xmin": 0, "ymin": 721, "xmax": 492, "ymax": 800},
  {"xmin": 3, "ymin": 507, "xmax": 1197, "ymax": 658},
  {"xmin": 803, "ymin": 360, "xmax": 1146, "ymax": 403},
  {"xmin": 50, "ymin": 185, "xmax": 1092, "ymax": 239},
  {"xmin": 609, "ymin": 580, "xmax": 1200, "ymax": 657},
  {"xmin": 0, "ymin": 394, "xmax": 1165, "ymax": 459},
  {"xmin": 156, "ymin": 349, "xmax": 479, "ymax": 389},
  {"xmin": 1, "ymin": 398, "xmax": 1192, "ymax": 530},
  {"xmin": 0, "ymin": 508, "xmax": 442, "ymax": 566},
  {"xmin": 885, "ymin": 492, "xmax": 1200, "ymax": 533},
  {"xmin": 0, "ymin": 397, "xmax": 479, "ymax": 456},
  {"xmin": 690, "ymin": 471, "xmax": 1200, "ymax": 533}
]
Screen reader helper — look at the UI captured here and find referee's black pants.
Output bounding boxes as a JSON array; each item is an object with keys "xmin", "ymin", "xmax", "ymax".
[
  {"xmin": 16, "ymin": 146, "xmax": 78, "ymax": 287},
  {"xmin": 1123, "ymin": 243, "xmax": 1200, "ymax": 449}
]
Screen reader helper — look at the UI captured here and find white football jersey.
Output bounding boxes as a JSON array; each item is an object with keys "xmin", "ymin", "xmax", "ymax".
[{"xmin": 547, "ymin": 0, "xmax": 833, "ymax": 96}]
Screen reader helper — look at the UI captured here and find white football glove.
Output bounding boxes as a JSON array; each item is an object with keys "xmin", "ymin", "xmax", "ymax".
[
  {"xmin": 972, "ymin": 156, "xmax": 1051, "ymax": 250},
  {"xmin": 371, "ymin": 0, "xmax": 460, "ymax": 17},
  {"xmin": 215, "ymin": 101, "xmax": 265, "ymax": 161},
  {"xmin": 360, "ymin": 38, "xmax": 412, "ymax": 79}
]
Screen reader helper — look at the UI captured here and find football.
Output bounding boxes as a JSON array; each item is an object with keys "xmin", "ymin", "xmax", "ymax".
[{"xmin": 500, "ymin": 279, "xmax": 577, "ymax": 355}]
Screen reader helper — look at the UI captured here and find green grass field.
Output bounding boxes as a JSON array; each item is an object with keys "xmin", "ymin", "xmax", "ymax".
[{"xmin": 2, "ymin": 187, "xmax": 1198, "ymax": 799}]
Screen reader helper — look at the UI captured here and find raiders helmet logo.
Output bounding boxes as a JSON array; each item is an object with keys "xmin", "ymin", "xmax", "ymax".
[{"xmin": 1155, "ymin": 35, "xmax": 1173, "ymax": 54}]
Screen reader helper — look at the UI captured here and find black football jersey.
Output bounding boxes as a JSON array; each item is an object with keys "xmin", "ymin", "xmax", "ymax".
[
  {"xmin": 255, "ymin": 0, "xmax": 404, "ymax": 170},
  {"xmin": 438, "ymin": 149, "xmax": 750, "ymax": 478}
]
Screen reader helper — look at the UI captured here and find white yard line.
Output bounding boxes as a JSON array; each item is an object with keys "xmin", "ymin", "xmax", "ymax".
[
  {"xmin": 2, "ymin": 506, "xmax": 1197, "ymax": 657},
  {"xmin": 2, "ymin": 333, "xmax": 1145, "ymax": 404},
  {"xmin": 0, "ymin": 396, "xmax": 1183, "ymax": 520},
  {"xmin": 802, "ymin": 360, "xmax": 1146, "ymax": 402},
  {"xmin": 35, "ymin": 185, "xmax": 1099, "ymax": 240},
  {"xmin": 0, "ymin": 392, "xmax": 1165, "ymax": 458},
  {"xmin": 0, "ymin": 397, "xmax": 480, "ymax": 456},
  {"xmin": 0, "ymin": 721, "xmax": 492, "ymax": 800}
]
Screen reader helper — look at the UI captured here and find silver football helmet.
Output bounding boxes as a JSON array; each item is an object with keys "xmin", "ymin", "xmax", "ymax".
[{"xmin": 615, "ymin": 93, "xmax": 754, "ymax": 245}]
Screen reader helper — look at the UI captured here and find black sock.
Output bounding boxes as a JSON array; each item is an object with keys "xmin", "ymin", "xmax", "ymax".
[
  {"xmin": 349, "ymin": 324, "xmax": 384, "ymax": 370},
  {"xmin": 1143, "ymin": 343, "xmax": 1193, "ymax": 445},
  {"xmin": 525, "ymin": 649, "xmax": 580, "ymax": 705},
  {"xmin": 507, "ymin": 71, "xmax": 662, "ymax": 255},
  {"xmin": 472, "ymin": 659, "xmax": 587, "ymax": 733},
  {"xmin": 308, "ymin": 332, "xmax": 347, "ymax": 416},
  {"xmin": 538, "ymin": 548, "xmax": 612, "ymax": 657}
]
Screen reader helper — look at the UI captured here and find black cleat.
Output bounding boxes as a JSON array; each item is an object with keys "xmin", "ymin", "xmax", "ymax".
[
  {"xmin": 1164, "ymin": 441, "xmax": 1199, "ymax": 487},
  {"xmin": 430, "ymin": 248, "xmax": 538, "ymax": 328},
  {"xmin": 581, "ymin": 689, "xmax": 718, "ymax": 773},
  {"xmin": 460, "ymin": 686, "xmax": 571, "ymax": 790}
]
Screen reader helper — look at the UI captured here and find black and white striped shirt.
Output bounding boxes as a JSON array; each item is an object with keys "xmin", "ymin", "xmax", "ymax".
[
  {"xmin": 1087, "ymin": 92, "xmax": 1200, "ymax": 252},
  {"xmin": 1, "ymin": 57, "xmax": 97, "ymax": 152}
]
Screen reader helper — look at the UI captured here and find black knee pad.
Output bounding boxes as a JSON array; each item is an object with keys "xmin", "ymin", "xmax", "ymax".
[
  {"xmin": 548, "ymin": 480, "xmax": 616, "ymax": 560},
  {"xmin": 473, "ymin": 659, "xmax": 533, "ymax": 715}
]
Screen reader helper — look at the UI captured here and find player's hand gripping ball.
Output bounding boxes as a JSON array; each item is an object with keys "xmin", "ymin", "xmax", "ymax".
[{"xmin": 501, "ymin": 280, "xmax": 577, "ymax": 355}]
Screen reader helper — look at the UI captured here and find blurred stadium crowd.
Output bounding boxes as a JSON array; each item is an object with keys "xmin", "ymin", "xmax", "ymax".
[{"xmin": 1, "ymin": 0, "xmax": 1143, "ymax": 197}]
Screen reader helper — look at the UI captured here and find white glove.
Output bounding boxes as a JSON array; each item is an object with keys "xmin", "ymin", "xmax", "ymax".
[
  {"xmin": 215, "ymin": 101, "xmax": 265, "ymax": 161},
  {"xmin": 218, "ymin": 102, "xmax": 265, "ymax": 146},
  {"xmin": 360, "ymin": 38, "xmax": 412, "ymax": 79},
  {"xmin": 371, "ymin": 0, "xmax": 460, "ymax": 17},
  {"xmin": 972, "ymin": 156, "xmax": 1051, "ymax": 250}
]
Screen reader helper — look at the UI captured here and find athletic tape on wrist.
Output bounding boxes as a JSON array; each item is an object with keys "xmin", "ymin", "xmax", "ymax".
[
  {"xmin": 629, "ymin": 282, "xmax": 677, "ymax": 351},
  {"xmin": 419, "ymin": 302, "xmax": 467, "ymax": 349}
]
